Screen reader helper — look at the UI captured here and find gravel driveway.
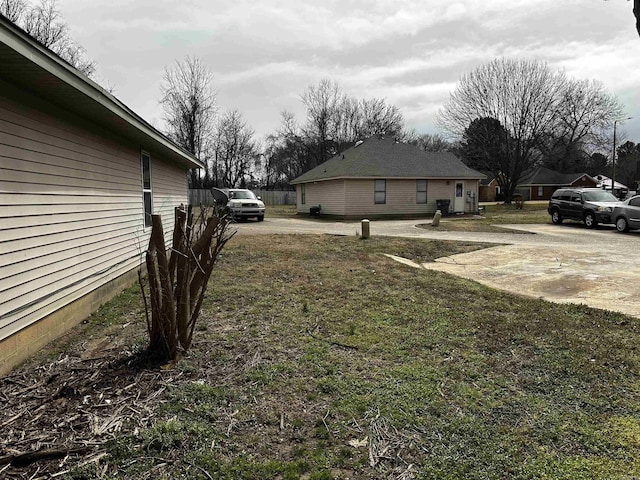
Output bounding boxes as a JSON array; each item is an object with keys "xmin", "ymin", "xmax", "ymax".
[{"xmin": 234, "ymin": 217, "xmax": 640, "ymax": 318}]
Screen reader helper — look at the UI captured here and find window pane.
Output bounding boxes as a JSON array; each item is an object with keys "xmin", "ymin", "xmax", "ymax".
[
  {"xmin": 142, "ymin": 154, "xmax": 151, "ymax": 190},
  {"xmin": 417, "ymin": 180, "xmax": 427, "ymax": 204},
  {"xmin": 143, "ymin": 191, "xmax": 152, "ymax": 227},
  {"xmin": 374, "ymin": 179, "xmax": 386, "ymax": 204}
]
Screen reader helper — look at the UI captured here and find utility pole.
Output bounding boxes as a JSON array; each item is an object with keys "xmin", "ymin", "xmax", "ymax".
[{"xmin": 612, "ymin": 117, "xmax": 633, "ymax": 195}]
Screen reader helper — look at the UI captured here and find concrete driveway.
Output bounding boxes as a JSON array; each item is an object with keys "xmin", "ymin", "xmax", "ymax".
[{"xmin": 234, "ymin": 217, "xmax": 640, "ymax": 318}]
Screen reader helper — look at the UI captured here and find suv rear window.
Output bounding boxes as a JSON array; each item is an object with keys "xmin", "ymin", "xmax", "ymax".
[{"xmin": 559, "ymin": 192, "xmax": 572, "ymax": 201}]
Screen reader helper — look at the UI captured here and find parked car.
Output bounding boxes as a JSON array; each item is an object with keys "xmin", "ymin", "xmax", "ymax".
[
  {"xmin": 210, "ymin": 188, "xmax": 265, "ymax": 221},
  {"xmin": 612, "ymin": 195, "xmax": 640, "ymax": 232},
  {"xmin": 548, "ymin": 188, "xmax": 621, "ymax": 228}
]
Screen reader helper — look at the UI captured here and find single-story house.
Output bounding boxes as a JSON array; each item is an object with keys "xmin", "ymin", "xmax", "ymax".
[
  {"xmin": 478, "ymin": 171, "xmax": 502, "ymax": 202},
  {"xmin": 594, "ymin": 175, "xmax": 629, "ymax": 199},
  {"xmin": 0, "ymin": 16, "xmax": 201, "ymax": 374},
  {"xmin": 290, "ymin": 137, "xmax": 485, "ymax": 218},
  {"xmin": 515, "ymin": 167, "xmax": 597, "ymax": 201}
]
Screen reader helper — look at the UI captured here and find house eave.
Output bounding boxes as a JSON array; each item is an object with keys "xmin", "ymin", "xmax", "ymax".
[
  {"xmin": 0, "ymin": 15, "xmax": 202, "ymax": 170},
  {"xmin": 291, "ymin": 175, "xmax": 485, "ymax": 185}
]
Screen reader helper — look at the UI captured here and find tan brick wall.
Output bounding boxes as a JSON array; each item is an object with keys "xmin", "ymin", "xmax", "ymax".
[{"xmin": 0, "ymin": 267, "xmax": 139, "ymax": 376}]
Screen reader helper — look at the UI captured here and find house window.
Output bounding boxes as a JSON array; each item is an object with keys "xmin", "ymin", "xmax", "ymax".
[
  {"xmin": 301, "ymin": 184, "xmax": 306, "ymax": 205},
  {"xmin": 417, "ymin": 180, "xmax": 427, "ymax": 204},
  {"xmin": 374, "ymin": 179, "xmax": 386, "ymax": 204},
  {"xmin": 537, "ymin": 186, "xmax": 544, "ymax": 197},
  {"xmin": 141, "ymin": 151, "xmax": 152, "ymax": 228}
]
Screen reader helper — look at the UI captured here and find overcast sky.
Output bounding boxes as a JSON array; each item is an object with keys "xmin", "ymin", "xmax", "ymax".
[{"xmin": 59, "ymin": 0, "xmax": 640, "ymax": 148}]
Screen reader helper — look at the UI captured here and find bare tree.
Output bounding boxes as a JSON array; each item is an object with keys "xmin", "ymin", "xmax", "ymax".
[
  {"xmin": 301, "ymin": 79, "xmax": 343, "ymax": 168},
  {"xmin": 439, "ymin": 58, "xmax": 570, "ymax": 202},
  {"xmin": 358, "ymin": 98, "xmax": 404, "ymax": 139},
  {"xmin": 212, "ymin": 109, "xmax": 258, "ymax": 188},
  {"xmin": 0, "ymin": 0, "xmax": 26, "ymax": 22},
  {"xmin": 261, "ymin": 79, "xmax": 406, "ymax": 186},
  {"xmin": 18, "ymin": 0, "xmax": 95, "ymax": 76},
  {"xmin": 160, "ymin": 56, "xmax": 217, "ymax": 187},
  {"xmin": 405, "ymin": 131, "xmax": 453, "ymax": 152},
  {"xmin": 538, "ymin": 79, "xmax": 623, "ymax": 172}
]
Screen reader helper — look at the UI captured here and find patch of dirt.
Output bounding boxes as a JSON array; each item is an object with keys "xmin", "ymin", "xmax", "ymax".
[
  {"xmin": 539, "ymin": 275, "xmax": 594, "ymax": 298},
  {"xmin": 0, "ymin": 334, "xmax": 182, "ymax": 478}
]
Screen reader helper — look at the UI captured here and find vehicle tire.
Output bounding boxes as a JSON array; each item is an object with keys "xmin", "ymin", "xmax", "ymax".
[
  {"xmin": 584, "ymin": 212, "xmax": 597, "ymax": 228},
  {"xmin": 616, "ymin": 216, "xmax": 629, "ymax": 233},
  {"xmin": 551, "ymin": 209, "xmax": 563, "ymax": 224},
  {"xmin": 257, "ymin": 215, "xmax": 264, "ymax": 222}
]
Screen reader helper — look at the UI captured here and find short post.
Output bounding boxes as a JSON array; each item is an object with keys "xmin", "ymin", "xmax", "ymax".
[
  {"xmin": 432, "ymin": 210, "xmax": 442, "ymax": 227},
  {"xmin": 361, "ymin": 219, "xmax": 370, "ymax": 239}
]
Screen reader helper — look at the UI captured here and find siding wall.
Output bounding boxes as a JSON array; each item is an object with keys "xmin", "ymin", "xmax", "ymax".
[
  {"xmin": 0, "ymin": 80, "xmax": 187, "ymax": 344},
  {"xmin": 343, "ymin": 179, "xmax": 429, "ymax": 216},
  {"xmin": 295, "ymin": 178, "xmax": 480, "ymax": 217},
  {"xmin": 152, "ymin": 158, "xmax": 188, "ymax": 238},
  {"xmin": 296, "ymin": 180, "xmax": 346, "ymax": 215}
]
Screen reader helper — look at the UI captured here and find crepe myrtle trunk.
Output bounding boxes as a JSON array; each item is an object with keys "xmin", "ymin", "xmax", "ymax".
[{"xmin": 140, "ymin": 206, "xmax": 234, "ymax": 361}]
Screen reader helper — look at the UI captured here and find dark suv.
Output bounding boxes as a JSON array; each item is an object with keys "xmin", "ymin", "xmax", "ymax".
[{"xmin": 548, "ymin": 188, "xmax": 621, "ymax": 228}]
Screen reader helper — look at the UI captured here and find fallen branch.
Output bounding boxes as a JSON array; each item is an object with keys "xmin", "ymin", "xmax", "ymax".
[{"xmin": 0, "ymin": 446, "xmax": 95, "ymax": 467}]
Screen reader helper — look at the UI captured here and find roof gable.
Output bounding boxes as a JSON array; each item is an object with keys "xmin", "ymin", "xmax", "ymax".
[{"xmin": 291, "ymin": 137, "xmax": 484, "ymax": 184}]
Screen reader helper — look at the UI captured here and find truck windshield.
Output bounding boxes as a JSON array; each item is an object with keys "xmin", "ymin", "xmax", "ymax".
[{"xmin": 230, "ymin": 190, "xmax": 256, "ymax": 200}]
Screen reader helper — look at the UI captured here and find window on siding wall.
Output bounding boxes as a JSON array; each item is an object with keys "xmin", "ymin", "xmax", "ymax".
[
  {"xmin": 537, "ymin": 186, "xmax": 544, "ymax": 197},
  {"xmin": 417, "ymin": 180, "xmax": 427, "ymax": 204},
  {"xmin": 301, "ymin": 184, "xmax": 306, "ymax": 204},
  {"xmin": 374, "ymin": 179, "xmax": 386, "ymax": 204},
  {"xmin": 141, "ymin": 151, "xmax": 152, "ymax": 227}
]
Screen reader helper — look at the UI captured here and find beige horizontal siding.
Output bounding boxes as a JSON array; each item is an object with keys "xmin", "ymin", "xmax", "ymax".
[
  {"xmin": 344, "ymin": 179, "xmax": 431, "ymax": 217},
  {"xmin": 152, "ymin": 158, "xmax": 189, "ymax": 236},
  {"xmin": 0, "ymin": 84, "xmax": 186, "ymax": 342},
  {"xmin": 426, "ymin": 181, "xmax": 454, "ymax": 214},
  {"xmin": 297, "ymin": 180, "xmax": 345, "ymax": 215}
]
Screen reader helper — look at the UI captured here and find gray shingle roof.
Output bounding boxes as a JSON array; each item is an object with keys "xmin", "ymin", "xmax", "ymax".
[
  {"xmin": 517, "ymin": 167, "xmax": 594, "ymax": 186},
  {"xmin": 290, "ymin": 137, "xmax": 485, "ymax": 184}
]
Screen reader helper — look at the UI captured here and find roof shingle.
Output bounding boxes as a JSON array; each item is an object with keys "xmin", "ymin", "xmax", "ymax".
[{"xmin": 291, "ymin": 137, "xmax": 484, "ymax": 184}]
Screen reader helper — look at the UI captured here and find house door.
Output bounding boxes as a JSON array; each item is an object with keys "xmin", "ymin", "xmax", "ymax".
[{"xmin": 454, "ymin": 182, "xmax": 465, "ymax": 212}]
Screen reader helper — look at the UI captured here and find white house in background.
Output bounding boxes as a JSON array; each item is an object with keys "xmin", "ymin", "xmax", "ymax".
[
  {"xmin": 0, "ymin": 16, "xmax": 201, "ymax": 374},
  {"xmin": 290, "ymin": 137, "xmax": 485, "ymax": 218},
  {"xmin": 594, "ymin": 175, "xmax": 629, "ymax": 198}
]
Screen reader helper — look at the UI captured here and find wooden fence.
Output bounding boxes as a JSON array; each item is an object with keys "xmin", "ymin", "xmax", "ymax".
[{"xmin": 188, "ymin": 189, "xmax": 296, "ymax": 206}]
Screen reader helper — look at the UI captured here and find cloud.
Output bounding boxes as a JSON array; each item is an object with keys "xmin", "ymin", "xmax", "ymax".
[{"xmin": 59, "ymin": 0, "xmax": 640, "ymax": 141}]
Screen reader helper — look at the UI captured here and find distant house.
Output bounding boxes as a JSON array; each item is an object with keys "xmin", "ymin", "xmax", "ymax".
[
  {"xmin": 478, "ymin": 171, "xmax": 502, "ymax": 202},
  {"xmin": 593, "ymin": 175, "xmax": 629, "ymax": 199},
  {"xmin": 0, "ymin": 16, "xmax": 201, "ymax": 374},
  {"xmin": 290, "ymin": 137, "xmax": 485, "ymax": 218},
  {"xmin": 516, "ymin": 167, "xmax": 597, "ymax": 201}
]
